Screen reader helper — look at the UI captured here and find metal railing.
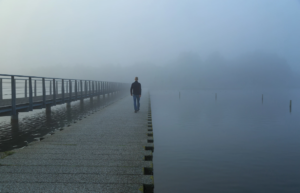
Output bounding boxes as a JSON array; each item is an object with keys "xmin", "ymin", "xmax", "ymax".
[{"xmin": 0, "ymin": 74, "xmax": 129, "ymax": 118}]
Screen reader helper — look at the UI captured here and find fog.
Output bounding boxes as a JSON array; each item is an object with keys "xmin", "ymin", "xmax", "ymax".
[{"xmin": 0, "ymin": 0, "xmax": 299, "ymax": 89}]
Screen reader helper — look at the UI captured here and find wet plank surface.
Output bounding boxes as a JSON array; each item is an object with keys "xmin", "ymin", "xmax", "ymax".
[{"xmin": 0, "ymin": 94, "xmax": 153, "ymax": 193}]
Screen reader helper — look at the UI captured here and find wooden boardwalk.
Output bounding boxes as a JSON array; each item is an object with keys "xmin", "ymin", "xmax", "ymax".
[{"xmin": 0, "ymin": 94, "xmax": 154, "ymax": 192}]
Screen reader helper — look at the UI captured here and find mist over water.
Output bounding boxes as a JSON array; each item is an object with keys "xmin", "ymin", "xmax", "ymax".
[{"xmin": 152, "ymin": 89, "xmax": 300, "ymax": 193}]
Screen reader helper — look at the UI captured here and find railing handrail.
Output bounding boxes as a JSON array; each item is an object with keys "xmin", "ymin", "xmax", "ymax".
[
  {"xmin": 0, "ymin": 73, "xmax": 124, "ymax": 83},
  {"xmin": 0, "ymin": 73, "xmax": 130, "ymax": 121}
]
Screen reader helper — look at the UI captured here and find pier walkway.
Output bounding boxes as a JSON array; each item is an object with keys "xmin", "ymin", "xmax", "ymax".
[{"xmin": 0, "ymin": 94, "xmax": 154, "ymax": 192}]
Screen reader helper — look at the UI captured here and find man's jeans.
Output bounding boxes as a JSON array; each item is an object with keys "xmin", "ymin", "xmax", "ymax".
[{"xmin": 133, "ymin": 95, "xmax": 140, "ymax": 111}]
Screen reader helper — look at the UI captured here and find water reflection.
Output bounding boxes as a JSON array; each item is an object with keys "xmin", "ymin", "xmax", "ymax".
[
  {"xmin": 0, "ymin": 96, "xmax": 114, "ymax": 152},
  {"xmin": 152, "ymin": 90, "xmax": 300, "ymax": 193}
]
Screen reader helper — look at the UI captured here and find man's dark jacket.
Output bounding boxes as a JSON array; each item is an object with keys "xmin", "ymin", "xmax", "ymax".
[{"xmin": 130, "ymin": 81, "xmax": 141, "ymax": 95}]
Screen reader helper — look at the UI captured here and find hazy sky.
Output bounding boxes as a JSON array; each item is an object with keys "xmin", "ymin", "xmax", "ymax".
[{"xmin": 0, "ymin": 0, "xmax": 299, "ymax": 75}]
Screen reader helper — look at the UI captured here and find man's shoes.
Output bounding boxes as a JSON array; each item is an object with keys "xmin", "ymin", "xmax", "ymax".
[{"xmin": 134, "ymin": 110, "xmax": 137, "ymax": 113}]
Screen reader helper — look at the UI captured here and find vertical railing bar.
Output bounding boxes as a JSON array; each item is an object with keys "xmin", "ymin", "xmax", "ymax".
[
  {"xmin": 29, "ymin": 77, "xmax": 33, "ymax": 110},
  {"xmin": 85, "ymin": 81, "xmax": 87, "ymax": 98},
  {"xmin": 69, "ymin": 80, "xmax": 72, "ymax": 102},
  {"xmin": 0, "ymin": 78, "xmax": 2, "ymax": 100},
  {"xmin": 89, "ymin": 81, "xmax": 91, "ymax": 96},
  {"xmin": 11, "ymin": 76, "xmax": 16, "ymax": 116},
  {"xmin": 66, "ymin": 81, "xmax": 68, "ymax": 94},
  {"xmin": 42, "ymin": 78, "xmax": 46, "ymax": 107},
  {"xmin": 95, "ymin": 81, "xmax": 97, "ymax": 96},
  {"xmin": 78, "ymin": 81, "xmax": 80, "ymax": 96},
  {"xmin": 53, "ymin": 78, "xmax": 56, "ymax": 105},
  {"xmin": 25, "ymin": 80, "xmax": 27, "ymax": 98},
  {"xmin": 56, "ymin": 81, "xmax": 58, "ymax": 95},
  {"xmin": 34, "ymin": 80, "xmax": 37, "ymax": 97},
  {"xmin": 50, "ymin": 80, "xmax": 52, "ymax": 96},
  {"xmin": 62, "ymin": 79, "xmax": 65, "ymax": 103},
  {"xmin": 75, "ymin": 80, "xmax": 78, "ymax": 100},
  {"xmin": 105, "ymin": 82, "xmax": 107, "ymax": 97},
  {"xmin": 80, "ymin": 80, "xmax": 83, "ymax": 99},
  {"xmin": 92, "ymin": 81, "xmax": 94, "ymax": 96}
]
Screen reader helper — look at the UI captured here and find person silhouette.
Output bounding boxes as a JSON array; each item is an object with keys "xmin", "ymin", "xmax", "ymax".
[{"xmin": 130, "ymin": 77, "xmax": 142, "ymax": 113}]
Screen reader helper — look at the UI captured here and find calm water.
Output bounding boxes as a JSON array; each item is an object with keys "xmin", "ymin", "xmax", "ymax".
[{"xmin": 152, "ymin": 90, "xmax": 300, "ymax": 193}]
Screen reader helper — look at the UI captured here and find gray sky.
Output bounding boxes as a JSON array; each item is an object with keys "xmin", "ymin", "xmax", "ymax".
[{"xmin": 0, "ymin": 0, "xmax": 299, "ymax": 75}]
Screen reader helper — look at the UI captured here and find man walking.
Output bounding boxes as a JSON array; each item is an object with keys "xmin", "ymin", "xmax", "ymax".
[{"xmin": 130, "ymin": 77, "xmax": 142, "ymax": 113}]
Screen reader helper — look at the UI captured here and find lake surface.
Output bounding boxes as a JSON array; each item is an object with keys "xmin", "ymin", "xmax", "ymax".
[{"xmin": 151, "ymin": 89, "xmax": 300, "ymax": 193}]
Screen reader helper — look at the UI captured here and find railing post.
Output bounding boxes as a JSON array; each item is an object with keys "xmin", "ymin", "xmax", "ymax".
[
  {"xmin": 107, "ymin": 82, "xmax": 109, "ymax": 97},
  {"xmin": 53, "ymin": 78, "xmax": 56, "ymax": 105},
  {"xmin": 29, "ymin": 77, "xmax": 33, "ymax": 111},
  {"xmin": 80, "ymin": 80, "xmax": 84, "ymax": 105},
  {"xmin": 25, "ymin": 80, "xmax": 27, "ymax": 98},
  {"xmin": 100, "ymin": 82, "xmax": 102, "ymax": 95},
  {"xmin": 97, "ymin": 81, "xmax": 100, "ymax": 102},
  {"xmin": 104, "ymin": 82, "xmax": 106, "ymax": 97},
  {"xmin": 66, "ymin": 80, "xmax": 71, "ymax": 108},
  {"xmin": 42, "ymin": 78, "xmax": 46, "ymax": 107},
  {"xmin": 94, "ymin": 81, "xmax": 96, "ymax": 96},
  {"xmin": 11, "ymin": 76, "xmax": 18, "ymax": 123},
  {"xmin": 0, "ymin": 78, "xmax": 2, "ymax": 100},
  {"xmin": 107, "ymin": 82, "xmax": 111, "ymax": 97},
  {"xmin": 104, "ymin": 82, "xmax": 106, "ymax": 99},
  {"xmin": 34, "ymin": 80, "xmax": 37, "ymax": 97},
  {"xmin": 66, "ymin": 81, "xmax": 69, "ymax": 94},
  {"xmin": 75, "ymin": 80, "xmax": 78, "ymax": 100},
  {"xmin": 95, "ymin": 81, "xmax": 97, "ymax": 96},
  {"xmin": 92, "ymin": 81, "xmax": 95, "ymax": 96},
  {"xmin": 50, "ymin": 80, "xmax": 52, "ymax": 96},
  {"xmin": 62, "ymin": 79, "xmax": 65, "ymax": 102},
  {"xmin": 90, "ymin": 81, "xmax": 93, "ymax": 103},
  {"xmin": 69, "ymin": 80, "xmax": 72, "ymax": 102},
  {"xmin": 102, "ymin": 82, "xmax": 104, "ymax": 99},
  {"xmin": 78, "ymin": 81, "xmax": 80, "ymax": 95},
  {"xmin": 109, "ymin": 82, "xmax": 111, "ymax": 97},
  {"xmin": 56, "ymin": 81, "xmax": 58, "ymax": 95},
  {"xmin": 80, "ymin": 80, "xmax": 83, "ymax": 98},
  {"xmin": 89, "ymin": 81, "xmax": 91, "ymax": 96},
  {"xmin": 84, "ymin": 80, "xmax": 87, "ymax": 98}
]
